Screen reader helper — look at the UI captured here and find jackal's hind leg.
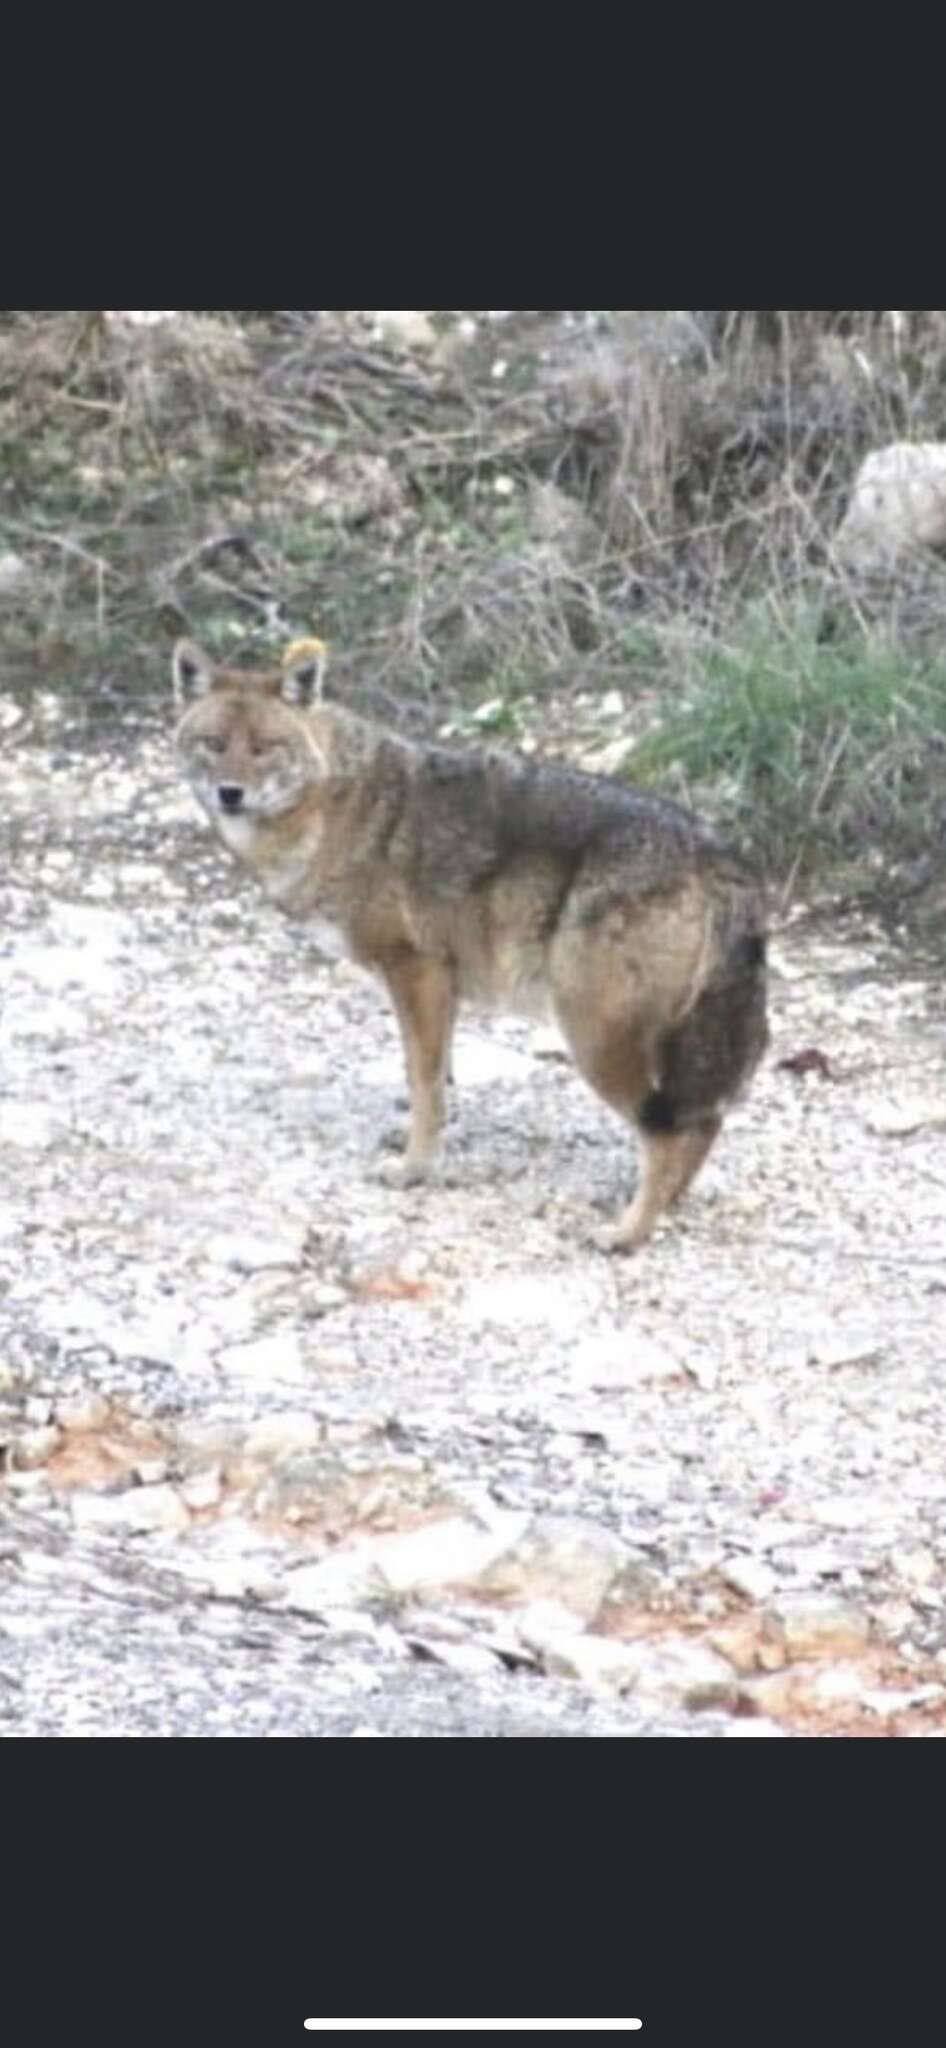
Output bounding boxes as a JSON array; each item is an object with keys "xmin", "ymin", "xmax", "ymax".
[{"xmin": 598, "ymin": 1110, "xmax": 722, "ymax": 1252}]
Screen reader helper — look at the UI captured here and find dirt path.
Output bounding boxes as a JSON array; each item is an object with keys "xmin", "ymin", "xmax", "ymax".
[{"xmin": 2, "ymin": 710, "xmax": 946, "ymax": 1737}]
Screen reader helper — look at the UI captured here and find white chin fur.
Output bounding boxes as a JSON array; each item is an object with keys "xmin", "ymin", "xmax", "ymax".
[{"xmin": 216, "ymin": 811, "xmax": 259, "ymax": 857}]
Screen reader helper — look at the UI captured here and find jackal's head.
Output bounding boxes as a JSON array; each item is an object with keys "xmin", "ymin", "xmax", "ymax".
[{"xmin": 172, "ymin": 640, "xmax": 327, "ymax": 823}]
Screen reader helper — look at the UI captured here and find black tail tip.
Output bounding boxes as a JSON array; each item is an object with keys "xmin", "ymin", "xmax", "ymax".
[
  {"xmin": 740, "ymin": 932, "xmax": 767, "ymax": 969},
  {"xmin": 638, "ymin": 1087, "xmax": 677, "ymax": 1133}
]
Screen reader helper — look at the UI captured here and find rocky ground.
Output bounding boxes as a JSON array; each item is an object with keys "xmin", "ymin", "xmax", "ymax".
[{"xmin": 2, "ymin": 687, "xmax": 946, "ymax": 1737}]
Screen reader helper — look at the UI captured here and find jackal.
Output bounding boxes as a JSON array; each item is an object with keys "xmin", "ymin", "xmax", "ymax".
[{"xmin": 171, "ymin": 639, "xmax": 767, "ymax": 1249}]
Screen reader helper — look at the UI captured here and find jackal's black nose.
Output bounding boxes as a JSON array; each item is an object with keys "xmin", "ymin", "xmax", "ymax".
[{"xmin": 218, "ymin": 784, "xmax": 244, "ymax": 813}]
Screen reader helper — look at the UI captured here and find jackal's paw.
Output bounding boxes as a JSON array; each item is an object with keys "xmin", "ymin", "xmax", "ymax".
[
  {"xmin": 372, "ymin": 1155, "xmax": 439, "ymax": 1190},
  {"xmin": 590, "ymin": 1218, "xmax": 646, "ymax": 1256}
]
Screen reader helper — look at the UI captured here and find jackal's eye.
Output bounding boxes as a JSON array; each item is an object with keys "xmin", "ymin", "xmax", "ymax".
[{"xmin": 199, "ymin": 734, "xmax": 226, "ymax": 755}]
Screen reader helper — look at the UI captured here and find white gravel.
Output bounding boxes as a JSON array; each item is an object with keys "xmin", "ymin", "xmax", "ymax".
[{"xmin": 2, "ymin": 721, "xmax": 945, "ymax": 1737}]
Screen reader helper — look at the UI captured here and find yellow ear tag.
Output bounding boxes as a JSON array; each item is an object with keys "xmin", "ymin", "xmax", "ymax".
[{"xmin": 282, "ymin": 636, "xmax": 328, "ymax": 669}]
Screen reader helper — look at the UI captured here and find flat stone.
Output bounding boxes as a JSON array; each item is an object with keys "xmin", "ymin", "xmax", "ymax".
[
  {"xmin": 722, "ymin": 1557, "xmax": 778, "ymax": 1603},
  {"xmin": 12, "ymin": 1425, "xmax": 61, "ymax": 1468},
  {"xmin": 282, "ymin": 1551, "xmax": 388, "ymax": 1611},
  {"xmin": 890, "ymin": 1546, "xmax": 938, "ymax": 1588},
  {"xmin": 763, "ymin": 1595, "xmax": 871, "ymax": 1661},
  {"xmin": 739, "ymin": 1670, "xmax": 804, "ymax": 1717},
  {"xmin": 625, "ymin": 1640, "xmax": 740, "ymax": 1713},
  {"xmin": 538, "ymin": 1631, "xmax": 655, "ymax": 1694},
  {"xmin": 174, "ymin": 1420, "xmax": 250, "ymax": 1465},
  {"xmin": 406, "ymin": 1638, "xmax": 501, "ymax": 1678},
  {"xmin": 216, "ymin": 1335, "xmax": 307, "ymax": 1383},
  {"xmin": 807, "ymin": 1495, "xmax": 902, "ymax": 1532},
  {"xmin": 196, "ymin": 1560, "xmax": 281, "ymax": 1603},
  {"xmin": 770, "ymin": 1542, "xmax": 857, "ymax": 1581},
  {"xmin": 134, "ymin": 1458, "xmax": 169, "ymax": 1486},
  {"xmin": 203, "ymin": 1230, "xmax": 306, "ymax": 1273},
  {"xmin": 372, "ymin": 1512, "xmax": 529, "ymax": 1595},
  {"xmin": 241, "ymin": 1414, "xmax": 325, "ymax": 1461},
  {"xmin": 573, "ymin": 1330, "xmax": 684, "ymax": 1391},
  {"xmin": 71, "ymin": 1483, "xmax": 190, "ymax": 1534},
  {"xmin": 867, "ymin": 1098, "xmax": 946, "ymax": 1137},
  {"xmin": 859, "ymin": 1685, "xmax": 944, "ymax": 1716},
  {"xmin": 517, "ymin": 1604, "xmax": 738, "ymax": 1707},
  {"xmin": 284, "ymin": 1511, "xmax": 529, "ymax": 1613},
  {"xmin": 802, "ymin": 1661, "xmax": 870, "ymax": 1706},
  {"xmin": 806, "ymin": 1325, "xmax": 881, "ymax": 1369},
  {"xmin": 478, "ymin": 1513, "xmax": 641, "ymax": 1622},
  {"xmin": 54, "ymin": 1393, "xmax": 111, "ymax": 1433},
  {"xmin": 180, "ymin": 1467, "xmax": 223, "ymax": 1511},
  {"xmin": 709, "ymin": 1620, "xmax": 763, "ymax": 1675}
]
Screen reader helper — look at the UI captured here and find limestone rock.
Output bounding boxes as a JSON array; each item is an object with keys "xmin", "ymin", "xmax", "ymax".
[
  {"xmin": 71, "ymin": 1483, "xmax": 190, "ymax": 1534},
  {"xmin": 837, "ymin": 441, "xmax": 946, "ymax": 563},
  {"xmin": 54, "ymin": 1393, "xmax": 111, "ymax": 1433},
  {"xmin": 762, "ymin": 1595, "xmax": 870, "ymax": 1662},
  {"xmin": 722, "ymin": 1557, "xmax": 778, "ymax": 1603},
  {"xmin": 478, "ymin": 1514, "xmax": 643, "ymax": 1623}
]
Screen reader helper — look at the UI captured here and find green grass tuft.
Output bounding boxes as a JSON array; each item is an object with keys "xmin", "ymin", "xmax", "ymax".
[{"xmin": 630, "ymin": 604, "xmax": 946, "ymax": 884}]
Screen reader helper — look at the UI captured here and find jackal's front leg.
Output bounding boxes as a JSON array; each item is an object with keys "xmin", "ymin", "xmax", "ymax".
[{"xmin": 376, "ymin": 953, "xmax": 457, "ymax": 1185}]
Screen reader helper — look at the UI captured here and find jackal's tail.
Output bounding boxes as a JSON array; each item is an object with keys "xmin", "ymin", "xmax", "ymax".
[{"xmin": 639, "ymin": 877, "xmax": 768, "ymax": 1134}]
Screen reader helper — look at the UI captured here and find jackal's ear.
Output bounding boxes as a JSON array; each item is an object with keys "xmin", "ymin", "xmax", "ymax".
[
  {"xmin": 172, "ymin": 640, "xmax": 214, "ymax": 706},
  {"xmin": 280, "ymin": 638, "xmax": 326, "ymax": 709}
]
